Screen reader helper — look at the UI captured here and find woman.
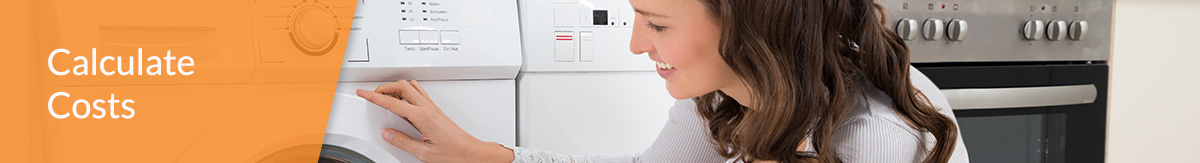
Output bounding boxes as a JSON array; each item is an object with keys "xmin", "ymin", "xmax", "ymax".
[{"xmin": 355, "ymin": 0, "xmax": 970, "ymax": 162}]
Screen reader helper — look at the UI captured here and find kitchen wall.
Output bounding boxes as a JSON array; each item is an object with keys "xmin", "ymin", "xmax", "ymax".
[{"xmin": 1108, "ymin": 0, "xmax": 1200, "ymax": 162}]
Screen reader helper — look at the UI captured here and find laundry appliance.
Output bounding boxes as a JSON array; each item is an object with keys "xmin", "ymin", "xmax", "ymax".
[
  {"xmin": 516, "ymin": 0, "xmax": 678, "ymax": 155},
  {"xmin": 321, "ymin": 0, "xmax": 523, "ymax": 162}
]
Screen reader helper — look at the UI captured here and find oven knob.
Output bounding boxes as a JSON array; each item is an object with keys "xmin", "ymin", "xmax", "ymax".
[
  {"xmin": 1046, "ymin": 20, "xmax": 1068, "ymax": 41},
  {"xmin": 923, "ymin": 18, "xmax": 945, "ymax": 41},
  {"xmin": 1069, "ymin": 20, "xmax": 1089, "ymax": 40},
  {"xmin": 896, "ymin": 18, "xmax": 919, "ymax": 41},
  {"xmin": 1023, "ymin": 20, "xmax": 1045, "ymax": 40},
  {"xmin": 947, "ymin": 19, "xmax": 968, "ymax": 41}
]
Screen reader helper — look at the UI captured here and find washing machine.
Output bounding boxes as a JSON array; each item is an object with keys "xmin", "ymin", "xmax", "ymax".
[
  {"xmin": 516, "ymin": 0, "xmax": 677, "ymax": 155},
  {"xmin": 321, "ymin": 0, "xmax": 523, "ymax": 162}
]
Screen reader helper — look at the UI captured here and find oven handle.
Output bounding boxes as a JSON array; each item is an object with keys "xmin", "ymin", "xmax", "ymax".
[{"xmin": 941, "ymin": 84, "xmax": 1097, "ymax": 110}]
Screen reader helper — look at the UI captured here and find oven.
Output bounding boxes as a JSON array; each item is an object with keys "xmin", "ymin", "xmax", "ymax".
[
  {"xmin": 878, "ymin": 0, "xmax": 1113, "ymax": 162},
  {"xmin": 918, "ymin": 64, "xmax": 1107, "ymax": 163}
]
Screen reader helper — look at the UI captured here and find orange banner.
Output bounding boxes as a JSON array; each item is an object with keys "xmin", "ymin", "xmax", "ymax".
[{"xmin": 3, "ymin": 0, "xmax": 356, "ymax": 162}]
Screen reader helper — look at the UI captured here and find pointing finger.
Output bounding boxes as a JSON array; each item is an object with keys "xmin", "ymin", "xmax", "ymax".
[
  {"xmin": 357, "ymin": 89, "xmax": 421, "ymax": 120},
  {"xmin": 374, "ymin": 80, "xmax": 434, "ymax": 107}
]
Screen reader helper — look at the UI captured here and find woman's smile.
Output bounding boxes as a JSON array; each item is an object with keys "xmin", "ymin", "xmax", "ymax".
[{"xmin": 655, "ymin": 61, "xmax": 677, "ymax": 78}]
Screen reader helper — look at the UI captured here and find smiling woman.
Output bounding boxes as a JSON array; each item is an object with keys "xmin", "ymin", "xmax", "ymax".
[
  {"xmin": 359, "ymin": 0, "xmax": 969, "ymax": 162},
  {"xmin": 687, "ymin": 0, "xmax": 968, "ymax": 162}
]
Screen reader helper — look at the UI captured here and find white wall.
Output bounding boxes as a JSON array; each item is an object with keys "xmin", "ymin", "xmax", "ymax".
[{"xmin": 1109, "ymin": 0, "xmax": 1200, "ymax": 162}]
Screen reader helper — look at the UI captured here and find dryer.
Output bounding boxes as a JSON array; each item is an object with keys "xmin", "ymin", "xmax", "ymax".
[
  {"xmin": 516, "ymin": 0, "xmax": 677, "ymax": 155},
  {"xmin": 321, "ymin": 0, "xmax": 523, "ymax": 162}
]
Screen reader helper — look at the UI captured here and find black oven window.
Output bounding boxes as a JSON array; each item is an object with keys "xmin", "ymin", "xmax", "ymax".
[{"xmin": 958, "ymin": 113, "xmax": 1068, "ymax": 163}]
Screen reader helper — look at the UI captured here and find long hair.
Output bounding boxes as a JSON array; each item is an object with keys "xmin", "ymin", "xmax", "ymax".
[{"xmin": 694, "ymin": 0, "xmax": 958, "ymax": 162}]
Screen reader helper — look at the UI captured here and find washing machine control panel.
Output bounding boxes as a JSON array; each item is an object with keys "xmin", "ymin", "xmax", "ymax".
[
  {"xmin": 340, "ymin": 0, "xmax": 523, "ymax": 81},
  {"xmin": 879, "ymin": 0, "xmax": 1112, "ymax": 63},
  {"xmin": 519, "ymin": 0, "xmax": 652, "ymax": 72}
]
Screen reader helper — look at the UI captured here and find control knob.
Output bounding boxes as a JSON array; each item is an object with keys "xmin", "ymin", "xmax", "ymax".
[
  {"xmin": 923, "ymin": 18, "xmax": 945, "ymax": 41},
  {"xmin": 1023, "ymin": 20, "xmax": 1045, "ymax": 40},
  {"xmin": 895, "ymin": 18, "xmax": 919, "ymax": 41},
  {"xmin": 947, "ymin": 19, "xmax": 968, "ymax": 41},
  {"xmin": 1069, "ymin": 20, "xmax": 1089, "ymax": 40},
  {"xmin": 1046, "ymin": 20, "xmax": 1068, "ymax": 41}
]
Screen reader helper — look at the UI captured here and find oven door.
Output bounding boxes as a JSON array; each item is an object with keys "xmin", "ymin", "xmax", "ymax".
[{"xmin": 917, "ymin": 64, "xmax": 1107, "ymax": 163}]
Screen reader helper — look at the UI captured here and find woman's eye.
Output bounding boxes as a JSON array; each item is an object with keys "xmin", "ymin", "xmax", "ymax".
[{"xmin": 646, "ymin": 21, "xmax": 667, "ymax": 32}]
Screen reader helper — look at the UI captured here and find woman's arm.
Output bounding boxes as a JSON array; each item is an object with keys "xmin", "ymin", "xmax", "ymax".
[
  {"xmin": 360, "ymin": 80, "xmax": 725, "ymax": 163},
  {"xmin": 357, "ymin": 80, "xmax": 514, "ymax": 162},
  {"xmin": 636, "ymin": 99, "xmax": 728, "ymax": 162}
]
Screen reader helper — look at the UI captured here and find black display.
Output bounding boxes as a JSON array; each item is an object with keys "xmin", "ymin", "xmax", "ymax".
[{"xmin": 592, "ymin": 10, "xmax": 608, "ymax": 25}]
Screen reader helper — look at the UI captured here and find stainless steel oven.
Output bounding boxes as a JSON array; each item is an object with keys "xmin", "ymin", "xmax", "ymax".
[
  {"xmin": 879, "ymin": 0, "xmax": 1112, "ymax": 162},
  {"xmin": 918, "ymin": 64, "xmax": 1107, "ymax": 163}
]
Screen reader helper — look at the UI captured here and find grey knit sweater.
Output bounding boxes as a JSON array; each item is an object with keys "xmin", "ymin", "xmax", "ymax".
[{"xmin": 503, "ymin": 67, "xmax": 970, "ymax": 163}]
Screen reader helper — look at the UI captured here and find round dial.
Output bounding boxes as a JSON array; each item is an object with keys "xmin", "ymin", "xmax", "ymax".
[
  {"xmin": 1023, "ymin": 20, "xmax": 1045, "ymax": 40},
  {"xmin": 896, "ymin": 18, "xmax": 919, "ymax": 41},
  {"xmin": 289, "ymin": 4, "xmax": 341, "ymax": 56},
  {"xmin": 1069, "ymin": 20, "xmax": 1089, "ymax": 41},
  {"xmin": 947, "ymin": 19, "xmax": 968, "ymax": 41},
  {"xmin": 1046, "ymin": 20, "xmax": 1068, "ymax": 41},
  {"xmin": 923, "ymin": 18, "xmax": 945, "ymax": 41}
]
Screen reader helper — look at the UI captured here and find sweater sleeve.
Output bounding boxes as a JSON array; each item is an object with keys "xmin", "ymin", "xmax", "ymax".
[{"xmin": 831, "ymin": 116, "xmax": 926, "ymax": 163}]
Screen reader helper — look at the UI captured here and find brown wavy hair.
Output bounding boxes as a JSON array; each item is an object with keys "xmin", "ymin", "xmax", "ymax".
[{"xmin": 693, "ymin": 0, "xmax": 958, "ymax": 162}]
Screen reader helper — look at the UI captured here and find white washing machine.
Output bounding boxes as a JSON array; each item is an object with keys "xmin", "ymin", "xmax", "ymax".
[
  {"xmin": 322, "ymin": 0, "xmax": 523, "ymax": 162},
  {"xmin": 516, "ymin": 0, "xmax": 677, "ymax": 155}
]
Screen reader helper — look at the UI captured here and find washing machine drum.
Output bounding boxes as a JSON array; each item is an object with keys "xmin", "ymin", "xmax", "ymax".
[
  {"xmin": 319, "ymin": 145, "xmax": 373, "ymax": 163},
  {"xmin": 322, "ymin": 93, "xmax": 423, "ymax": 163}
]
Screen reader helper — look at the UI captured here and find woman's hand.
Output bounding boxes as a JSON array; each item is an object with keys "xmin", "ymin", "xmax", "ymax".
[{"xmin": 355, "ymin": 80, "xmax": 514, "ymax": 163}]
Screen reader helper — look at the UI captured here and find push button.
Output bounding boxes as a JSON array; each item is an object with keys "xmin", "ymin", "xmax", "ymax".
[
  {"xmin": 419, "ymin": 30, "xmax": 440, "ymax": 45},
  {"xmin": 346, "ymin": 30, "xmax": 369, "ymax": 62},
  {"xmin": 399, "ymin": 30, "xmax": 420, "ymax": 45},
  {"xmin": 440, "ymin": 30, "xmax": 460, "ymax": 45},
  {"xmin": 579, "ymin": 31, "xmax": 594, "ymax": 62},
  {"xmin": 554, "ymin": 31, "xmax": 575, "ymax": 62}
]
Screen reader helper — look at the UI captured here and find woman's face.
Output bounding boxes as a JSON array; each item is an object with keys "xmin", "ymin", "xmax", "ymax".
[{"xmin": 629, "ymin": 0, "xmax": 742, "ymax": 100}]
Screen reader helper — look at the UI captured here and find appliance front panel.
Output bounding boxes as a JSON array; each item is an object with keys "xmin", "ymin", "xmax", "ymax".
[
  {"xmin": 880, "ymin": 0, "xmax": 1112, "ymax": 63},
  {"xmin": 517, "ymin": 72, "xmax": 675, "ymax": 155},
  {"xmin": 340, "ymin": 0, "xmax": 524, "ymax": 81}
]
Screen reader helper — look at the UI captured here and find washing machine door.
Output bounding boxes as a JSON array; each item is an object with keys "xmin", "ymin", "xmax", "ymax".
[{"xmin": 322, "ymin": 93, "xmax": 423, "ymax": 163}]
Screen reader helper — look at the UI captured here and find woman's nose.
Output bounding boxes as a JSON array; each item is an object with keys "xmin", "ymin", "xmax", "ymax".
[{"xmin": 629, "ymin": 22, "xmax": 654, "ymax": 55}]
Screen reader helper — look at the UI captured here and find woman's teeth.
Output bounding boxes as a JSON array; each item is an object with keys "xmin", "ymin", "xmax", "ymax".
[{"xmin": 656, "ymin": 61, "xmax": 675, "ymax": 70}]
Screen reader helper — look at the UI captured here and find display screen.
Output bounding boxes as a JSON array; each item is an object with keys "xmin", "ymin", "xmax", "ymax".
[{"xmin": 593, "ymin": 10, "xmax": 608, "ymax": 25}]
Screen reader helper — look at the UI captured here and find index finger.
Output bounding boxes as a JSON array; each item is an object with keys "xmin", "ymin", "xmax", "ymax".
[
  {"xmin": 356, "ymin": 89, "xmax": 422, "ymax": 121},
  {"xmin": 373, "ymin": 80, "xmax": 434, "ymax": 107}
]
